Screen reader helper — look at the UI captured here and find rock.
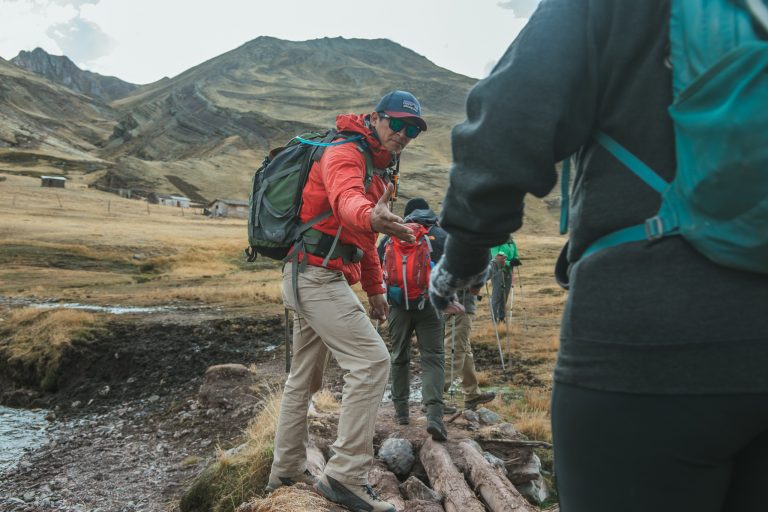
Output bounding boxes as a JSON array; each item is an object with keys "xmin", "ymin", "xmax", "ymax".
[
  {"xmin": 71, "ymin": 401, "xmax": 82, "ymax": 408},
  {"xmin": 378, "ymin": 438, "xmax": 415, "ymax": 478},
  {"xmin": 476, "ymin": 407, "xmax": 501, "ymax": 424},
  {"xmin": 498, "ymin": 422, "xmax": 518, "ymax": 437},
  {"xmin": 508, "ymin": 452, "xmax": 542, "ymax": 485},
  {"xmin": 23, "ymin": 492, "xmax": 35, "ymax": 502},
  {"xmin": 516, "ymin": 475, "xmax": 550, "ymax": 505},
  {"xmin": 463, "ymin": 409, "xmax": 480, "ymax": 423},
  {"xmin": 98, "ymin": 385, "xmax": 110, "ymax": 397},
  {"xmin": 199, "ymin": 363, "xmax": 258, "ymax": 408},
  {"xmin": 148, "ymin": 395, "xmax": 160, "ymax": 403},
  {"xmin": 483, "ymin": 452, "xmax": 508, "ymax": 476},
  {"xmin": 399, "ymin": 475, "xmax": 442, "ymax": 503}
]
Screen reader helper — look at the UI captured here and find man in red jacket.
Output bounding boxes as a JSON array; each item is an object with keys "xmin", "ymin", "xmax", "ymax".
[{"xmin": 267, "ymin": 91, "xmax": 426, "ymax": 512}]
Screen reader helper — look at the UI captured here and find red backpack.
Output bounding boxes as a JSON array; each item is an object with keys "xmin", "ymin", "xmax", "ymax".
[{"xmin": 383, "ymin": 223, "xmax": 433, "ymax": 309}]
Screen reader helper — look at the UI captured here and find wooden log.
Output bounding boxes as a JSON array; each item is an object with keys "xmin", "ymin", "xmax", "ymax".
[
  {"xmin": 477, "ymin": 438, "xmax": 553, "ymax": 450},
  {"xmin": 455, "ymin": 441, "xmax": 537, "ymax": 512},
  {"xmin": 402, "ymin": 500, "xmax": 446, "ymax": 512},
  {"xmin": 369, "ymin": 460, "xmax": 407, "ymax": 511},
  {"xmin": 419, "ymin": 437, "xmax": 485, "ymax": 512}
]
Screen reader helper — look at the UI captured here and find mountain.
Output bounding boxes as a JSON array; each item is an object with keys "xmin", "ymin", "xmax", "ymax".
[
  {"xmin": 95, "ymin": 36, "xmax": 477, "ymax": 205},
  {"xmin": 0, "ymin": 56, "xmax": 119, "ymax": 174},
  {"xmin": 11, "ymin": 48, "xmax": 138, "ymax": 102},
  {"xmin": 0, "ymin": 38, "xmax": 562, "ymax": 233}
]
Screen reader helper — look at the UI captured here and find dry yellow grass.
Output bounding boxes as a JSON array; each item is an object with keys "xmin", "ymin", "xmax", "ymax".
[
  {"xmin": 0, "ymin": 173, "xmax": 284, "ymax": 311},
  {"xmin": 0, "ymin": 307, "xmax": 105, "ymax": 390},
  {"xmin": 237, "ymin": 485, "xmax": 338, "ymax": 512},
  {"xmin": 312, "ymin": 389, "xmax": 340, "ymax": 413}
]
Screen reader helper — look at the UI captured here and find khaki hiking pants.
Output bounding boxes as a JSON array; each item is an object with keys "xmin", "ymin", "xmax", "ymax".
[
  {"xmin": 444, "ymin": 312, "xmax": 481, "ymax": 400},
  {"xmin": 270, "ymin": 263, "xmax": 390, "ymax": 486}
]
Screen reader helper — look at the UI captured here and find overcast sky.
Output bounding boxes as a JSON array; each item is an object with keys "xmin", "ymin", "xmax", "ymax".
[{"xmin": 0, "ymin": 0, "xmax": 540, "ymax": 85}]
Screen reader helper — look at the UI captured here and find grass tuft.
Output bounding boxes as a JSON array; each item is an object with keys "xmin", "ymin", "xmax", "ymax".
[
  {"xmin": 180, "ymin": 388, "xmax": 282, "ymax": 512},
  {"xmin": 0, "ymin": 308, "xmax": 105, "ymax": 391}
]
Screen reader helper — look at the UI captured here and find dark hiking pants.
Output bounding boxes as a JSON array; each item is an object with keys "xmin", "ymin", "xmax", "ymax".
[
  {"xmin": 388, "ymin": 305, "xmax": 445, "ymax": 419},
  {"xmin": 491, "ymin": 268, "xmax": 512, "ymax": 321},
  {"xmin": 552, "ymin": 381, "xmax": 768, "ymax": 512}
]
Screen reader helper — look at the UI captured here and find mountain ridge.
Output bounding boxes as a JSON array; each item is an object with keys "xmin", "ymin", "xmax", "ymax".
[{"xmin": 11, "ymin": 48, "xmax": 138, "ymax": 102}]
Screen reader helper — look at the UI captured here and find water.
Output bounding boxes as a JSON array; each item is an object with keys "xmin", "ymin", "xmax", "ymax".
[
  {"xmin": 0, "ymin": 405, "xmax": 49, "ymax": 472},
  {"xmin": 35, "ymin": 302, "xmax": 172, "ymax": 315},
  {"xmin": 0, "ymin": 296, "xmax": 174, "ymax": 315}
]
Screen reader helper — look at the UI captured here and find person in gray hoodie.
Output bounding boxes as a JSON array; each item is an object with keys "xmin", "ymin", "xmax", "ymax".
[{"xmin": 429, "ymin": 1, "xmax": 768, "ymax": 510}]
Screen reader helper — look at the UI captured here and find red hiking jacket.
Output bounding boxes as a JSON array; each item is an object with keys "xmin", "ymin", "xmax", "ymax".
[{"xmin": 298, "ymin": 113, "xmax": 395, "ymax": 296}]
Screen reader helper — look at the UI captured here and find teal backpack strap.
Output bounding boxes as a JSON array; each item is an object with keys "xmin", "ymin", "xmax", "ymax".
[
  {"xmin": 595, "ymin": 132, "xmax": 669, "ymax": 194},
  {"xmin": 580, "ymin": 132, "xmax": 676, "ymax": 260},
  {"xmin": 559, "ymin": 158, "xmax": 571, "ymax": 235}
]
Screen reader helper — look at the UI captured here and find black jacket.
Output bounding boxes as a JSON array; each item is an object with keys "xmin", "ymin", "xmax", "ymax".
[{"xmin": 439, "ymin": 0, "xmax": 768, "ymax": 394}]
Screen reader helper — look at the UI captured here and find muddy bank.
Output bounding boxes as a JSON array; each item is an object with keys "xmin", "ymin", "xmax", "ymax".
[
  {"xmin": 0, "ymin": 310, "xmax": 287, "ymax": 512},
  {"xmin": 0, "ymin": 310, "xmax": 283, "ymax": 411}
]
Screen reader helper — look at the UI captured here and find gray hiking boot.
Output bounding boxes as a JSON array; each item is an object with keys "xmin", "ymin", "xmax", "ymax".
[
  {"xmin": 426, "ymin": 417, "xmax": 448, "ymax": 442},
  {"xmin": 465, "ymin": 391, "xmax": 496, "ymax": 411},
  {"xmin": 421, "ymin": 404, "xmax": 458, "ymax": 414},
  {"xmin": 264, "ymin": 469, "xmax": 317, "ymax": 493},
  {"xmin": 315, "ymin": 473, "xmax": 396, "ymax": 512}
]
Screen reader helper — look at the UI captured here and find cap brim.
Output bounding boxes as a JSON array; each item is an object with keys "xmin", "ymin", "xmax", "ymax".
[{"xmin": 384, "ymin": 111, "xmax": 427, "ymax": 132}]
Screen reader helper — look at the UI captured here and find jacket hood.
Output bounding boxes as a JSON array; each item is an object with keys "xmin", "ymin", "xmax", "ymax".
[
  {"xmin": 336, "ymin": 113, "xmax": 395, "ymax": 169},
  {"xmin": 404, "ymin": 208, "xmax": 439, "ymax": 226}
]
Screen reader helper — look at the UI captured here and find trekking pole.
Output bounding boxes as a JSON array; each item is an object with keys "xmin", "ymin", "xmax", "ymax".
[
  {"xmin": 449, "ymin": 314, "xmax": 456, "ymax": 407},
  {"xmin": 284, "ymin": 308, "xmax": 292, "ymax": 373},
  {"xmin": 389, "ymin": 161, "xmax": 400, "ymax": 212},
  {"xmin": 516, "ymin": 266, "xmax": 528, "ymax": 331},
  {"xmin": 506, "ymin": 273, "xmax": 514, "ymax": 371},
  {"xmin": 485, "ymin": 281, "xmax": 506, "ymax": 372}
]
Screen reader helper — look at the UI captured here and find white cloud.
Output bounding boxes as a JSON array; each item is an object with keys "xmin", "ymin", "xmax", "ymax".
[
  {"xmin": 46, "ymin": 16, "xmax": 115, "ymax": 64},
  {"xmin": 0, "ymin": 0, "xmax": 78, "ymax": 57}
]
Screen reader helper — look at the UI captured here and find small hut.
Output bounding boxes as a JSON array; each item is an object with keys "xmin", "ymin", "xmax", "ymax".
[
  {"xmin": 40, "ymin": 176, "xmax": 67, "ymax": 188},
  {"xmin": 208, "ymin": 199, "xmax": 249, "ymax": 218}
]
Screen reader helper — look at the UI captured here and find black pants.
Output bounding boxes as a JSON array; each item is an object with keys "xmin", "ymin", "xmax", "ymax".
[
  {"xmin": 491, "ymin": 268, "xmax": 512, "ymax": 321},
  {"xmin": 552, "ymin": 381, "xmax": 768, "ymax": 512}
]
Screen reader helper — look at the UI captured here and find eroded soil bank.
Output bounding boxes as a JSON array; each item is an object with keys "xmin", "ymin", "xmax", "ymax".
[{"xmin": 0, "ymin": 307, "xmax": 286, "ymax": 512}]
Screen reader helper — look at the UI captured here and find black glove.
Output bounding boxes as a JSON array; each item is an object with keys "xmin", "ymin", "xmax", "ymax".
[
  {"xmin": 429, "ymin": 255, "xmax": 488, "ymax": 313},
  {"xmin": 510, "ymin": 258, "xmax": 522, "ymax": 267}
]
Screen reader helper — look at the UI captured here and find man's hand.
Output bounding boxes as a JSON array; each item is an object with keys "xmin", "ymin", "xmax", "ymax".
[
  {"xmin": 370, "ymin": 184, "xmax": 416, "ymax": 242},
  {"xmin": 368, "ymin": 293, "xmax": 389, "ymax": 321},
  {"xmin": 442, "ymin": 296, "xmax": 466, "ymax": 316}
]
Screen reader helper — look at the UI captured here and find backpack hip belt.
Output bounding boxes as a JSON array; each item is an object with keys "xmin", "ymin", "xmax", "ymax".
[{"xmin": 303, "ymin": 228, "xmax": 363, "ymax": 264}]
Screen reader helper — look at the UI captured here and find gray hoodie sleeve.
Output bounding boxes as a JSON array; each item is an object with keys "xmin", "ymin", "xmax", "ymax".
[{"xmin": 439, "ymin": 0, "xmax": 601, "ymax": 277}]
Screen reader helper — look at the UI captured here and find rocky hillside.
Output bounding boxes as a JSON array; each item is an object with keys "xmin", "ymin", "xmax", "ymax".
[
  {"xmin": 0, "ymin": 56, "xmax": 118, "ymax": 174},
  {"xmin": 0, "ymin": 37, "xmax": 562, "ymax": 232},
  {"xmin": 11, "ymin": 48, "xmax": 138, "ymax": 102}
]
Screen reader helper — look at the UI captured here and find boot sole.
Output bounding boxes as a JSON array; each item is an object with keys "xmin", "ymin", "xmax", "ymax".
[
  {"xmin": 316, "ymin": 480, "xmax": 396, "ymax": 512},
  {"xmin": 427, "ymin": 424, "xmax": 447, "ymax": 442}
]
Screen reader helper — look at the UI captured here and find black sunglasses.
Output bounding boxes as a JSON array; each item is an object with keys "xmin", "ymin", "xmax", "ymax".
[{"xmin": 378, "ymin": 113, "xmax": 422, "ymax": 139}]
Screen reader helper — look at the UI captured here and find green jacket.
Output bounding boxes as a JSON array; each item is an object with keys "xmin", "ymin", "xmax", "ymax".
[{"xmin": 490, "ymin": 240, "xmax": 518, "ymax": 269}]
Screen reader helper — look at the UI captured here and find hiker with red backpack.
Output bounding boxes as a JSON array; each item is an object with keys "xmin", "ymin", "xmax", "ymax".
[
  {"xmin": 429, "ymin": 1, "xmax": 768, "ymax": 511},
  {"xmin": 377, "ymin": 197, "xmax": 451, "ymax": 441},
  {"xmin": 267, "ymin": 90, "xmax": 426, "ymax": 512}
]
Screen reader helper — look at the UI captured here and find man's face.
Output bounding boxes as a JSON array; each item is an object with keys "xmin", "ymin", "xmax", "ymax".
[{"xmin": 370, "ymin": 111, "xmax": 418, "ymax": 154}]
